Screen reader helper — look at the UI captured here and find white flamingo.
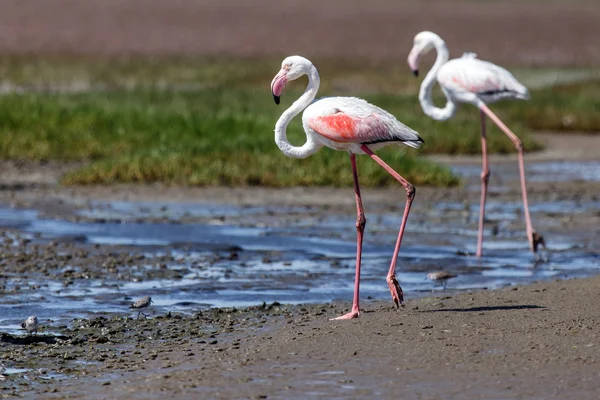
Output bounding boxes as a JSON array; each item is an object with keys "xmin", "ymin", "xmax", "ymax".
[
  {"xmin": 407, "ymin": 31, "xmax": 545, "ymax": 258},
  {"xmin": 271, "ymin": 55, "xmax": 424, "ymax": 319}
]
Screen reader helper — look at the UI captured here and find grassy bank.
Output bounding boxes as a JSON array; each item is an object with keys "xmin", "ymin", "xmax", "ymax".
[
  {"xmin": 0, "ymin": 56, "xmax": 597, "ymax": 187},
  {"xmin": 0, "ymin": 89, "xmax": 457, "ymax": 187}
]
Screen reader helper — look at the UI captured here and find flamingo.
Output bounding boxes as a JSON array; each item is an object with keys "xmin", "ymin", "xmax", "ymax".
[
  {"xmin": 271, "ymin": 55, "xmax": 424, "ymax": 320},
  {"xmin": 407, "ymin": 31, "xmax": 545, "ymax": 258}
]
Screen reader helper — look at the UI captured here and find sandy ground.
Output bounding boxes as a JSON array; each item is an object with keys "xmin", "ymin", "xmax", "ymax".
[
  {"xmin": 79, "ymin": 275, "xmax": 600, "ymax": 400},
  {"xmin": 429, "ymin": 132, "xmax": 600, "ymax": 165},
  {"xmin": 0, "ymin": 0, "xmax": 599, "ymax": 66},
  {"xmin": 4, "ymin": 275, "xmax": 600, "ymax": 399}
]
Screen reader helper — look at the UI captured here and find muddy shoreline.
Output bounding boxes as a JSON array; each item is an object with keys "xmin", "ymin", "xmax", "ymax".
[
  {"xmin": 3, "ymin": 276, "xmax": 600, "ymax": 399},
  {"xmin": 1, "ymin": 133, "xmax": 599, "ymax": 398}
]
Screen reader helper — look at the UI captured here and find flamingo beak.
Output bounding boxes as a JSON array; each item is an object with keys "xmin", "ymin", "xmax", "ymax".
[
  {"xmin": 271, "ymin": 69, "xmax": 288, "ymax": 105},
  {"xmin": 407, "ymin": 48, "xmax": 420, "ymax": 77}
]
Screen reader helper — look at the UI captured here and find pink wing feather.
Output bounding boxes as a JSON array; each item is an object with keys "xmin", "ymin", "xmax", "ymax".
[
  {"xmin": 304, "ymin": 97, "xmax": 423, "ymax": 148},
  {"xmin": 309, "ymin": 112, "xmax": 392, "ymax": 144}
]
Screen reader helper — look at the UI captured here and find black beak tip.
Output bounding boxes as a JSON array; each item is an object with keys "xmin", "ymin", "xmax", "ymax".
[
  {"xmin": 412, "ymin": 69, "xmax": 419, "ymax": 77},
  {"xmin": 273, "ymin": 94, "xmax": 280, "ymax": 105}
]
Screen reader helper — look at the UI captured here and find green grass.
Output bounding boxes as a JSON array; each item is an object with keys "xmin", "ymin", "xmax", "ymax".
[
  {"xmin": 62, "ymin": 150, "xmax": 459, "ymax": 188},
  {"xmin": 0, "ymin": 56, "xmax": 597, "ymax": 187},
  {"xmin": 498, "ymin": 80, "xmax": 600, "ymax": 132},
  {"xmin": 0, "ymin": 89, "xmax": 458, "ymax": 187}
]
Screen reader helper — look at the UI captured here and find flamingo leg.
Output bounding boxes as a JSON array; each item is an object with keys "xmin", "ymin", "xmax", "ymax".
[
  {"xmin": 479, "ymin": 104, "xmax": 545, "ymax": 255},
  {"xmin": 361, "ymin": 144, "xmax": 412, "ymax": 308},
  {"xmin": 331, "ymin": 154, "xmax": 364, "ymax": 320},
  {"xmin": 476, "ymin": 110, "xmax": 490, "ymax": 257}
]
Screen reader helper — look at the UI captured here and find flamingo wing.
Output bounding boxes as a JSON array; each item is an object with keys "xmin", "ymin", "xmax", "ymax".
[
  {"xmin": 307, "ymin": 98, "xmax": 423, "ymax": 148},
  {"xmin": 439, "ymin": 56, "xmax": 529, "ymax": 99},
  {"xmin": 309, "ymin": 112, "xmax": 385, "ymax": 143}
]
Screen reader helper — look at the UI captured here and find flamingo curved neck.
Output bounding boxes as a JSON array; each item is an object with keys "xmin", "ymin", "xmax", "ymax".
[
  {"xmin": 419, "ymin": 37, "xmax": 457, "ymax": 121},
  {"xmin": 275, "ymin": 66, "xmax": 321, "ymax": 159}
]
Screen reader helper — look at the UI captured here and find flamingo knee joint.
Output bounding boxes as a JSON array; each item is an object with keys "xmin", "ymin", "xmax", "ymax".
[
  {"xmin": 481, "ymin": 169, "xmax": 490, "ymax": 182},
  {"xmin": 406, "ymin": 184, "xmax": 416, "ymax": 200},
  {"xmin": 515, "ymin": 140, "xmax": 524, "ymax": 152},
  {"xmin": 356, "ymin": 215, "xmax": 366, "ymax": 230}
]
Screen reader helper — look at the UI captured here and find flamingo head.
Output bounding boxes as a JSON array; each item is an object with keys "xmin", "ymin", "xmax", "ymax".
[
  {"xmin": 408, "ymin": 31, "xmax": 439, "ymax": 77},
  {"xmin": 271, "ymin": 55, "xmax": 313, "ymax": 105}
]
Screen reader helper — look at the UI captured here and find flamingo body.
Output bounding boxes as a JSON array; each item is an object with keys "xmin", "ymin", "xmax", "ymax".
[
  {"xmin": 408, "ymin": 31, "xmax": 544, "ymax": 258},
  {"xmin": 437, "ymin": 53, "xmax": 529, "ymax": 106},
  {"xmin": 271, "ymin": 55, "xmax": 422, "ymax": 319},
  {"xmin": 303, "ymin": 96, "xmax": 423, "ymax": 153}
]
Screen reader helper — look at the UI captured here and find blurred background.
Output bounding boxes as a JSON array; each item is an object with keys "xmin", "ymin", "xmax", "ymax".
[{"xmin": 0, "ymin": 0, "xmax": 598, "ymax": 187}]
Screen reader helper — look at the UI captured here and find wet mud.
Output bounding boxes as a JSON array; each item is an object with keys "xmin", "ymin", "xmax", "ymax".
[
  {"xmin": 0, "ymin": 143, "xmax": 599, "ymax": 398},
  {"xmin": 3, "ymin": 277, "xmax": 600, "ymax": 399}
]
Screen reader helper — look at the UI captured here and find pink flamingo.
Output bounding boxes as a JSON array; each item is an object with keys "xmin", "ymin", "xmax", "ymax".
[
  {"xmin": 271, "ymin": 55, "xmax": 424, "ymax": 320},
  {"xmin": 407, "ymin": 31, "xmax": 545, "ymax": 258}
]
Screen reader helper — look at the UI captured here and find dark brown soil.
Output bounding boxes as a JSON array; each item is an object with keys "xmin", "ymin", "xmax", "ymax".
[{"xmin": 0, "ymin": 0, "xmax": 599, "ymax": 66}]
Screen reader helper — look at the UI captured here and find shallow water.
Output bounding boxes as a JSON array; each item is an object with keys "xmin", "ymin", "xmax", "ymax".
[
  {"xmin": 451, "ymin": 160, "xmax": 600, "ymax": 183},
  {"xmin": 0, "ymin": 183, "xmax": 598, "ymax": 334},
  {"xmin": 1, "ymin": 160, "xmax": 599, "ymax": 331}
]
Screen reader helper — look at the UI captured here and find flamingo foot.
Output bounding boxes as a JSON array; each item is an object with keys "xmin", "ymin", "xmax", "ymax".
[
  {"xmin": 532, "ymin": 230, "xmax": 549, "ymax": 263},
  {"xmin": 387, "ymin": 275, "xmax": 404, "ymax": 308},
  {"xmin": 532, "ymin": 230, "xmax": 546, "ymax": 253},
  {"xmin": 330, "ymin": 307, "xmax": 360, "ymax": 320}
]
